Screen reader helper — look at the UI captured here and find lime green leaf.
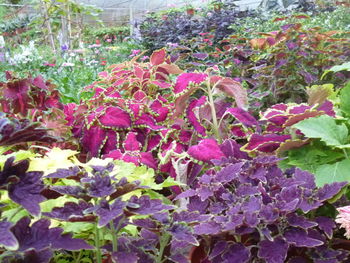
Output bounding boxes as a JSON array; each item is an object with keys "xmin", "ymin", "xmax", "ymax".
[
  {"xmin": 293, "ymin": 115, "xmax": 348, "ymax": 147},
  {"xmin": 40, "ymin": 196, "xmax": 78, "ymax": 213},
  {"xmin": 340, "ymin": 81, "xmax": 350, "ymax": 117},
  {"xmin": 315, "ymin": 159, "xmax": 350, "ymax": 187},
  {"xmin": 0, "ymin": 150, "xmax": 39, "ymax": 169},
  {"xmin": 29, "ymin": 148, "xmax": 79, "ymax": 175}
]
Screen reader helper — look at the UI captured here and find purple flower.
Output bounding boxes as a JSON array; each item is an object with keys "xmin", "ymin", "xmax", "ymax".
[
  {"xmin": 130, "ymin": 49, "xmax": 141, "ymax": 57},
  {"xmin": 61, "ymin": 44, "xmax": 69, "ymax": 51}
]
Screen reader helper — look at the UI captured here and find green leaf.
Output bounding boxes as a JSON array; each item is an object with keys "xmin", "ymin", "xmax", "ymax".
[
  {"xmin": 283, "ymin": 143, "xmax": 344, "ymax": 173},
  {"xmin": 315, "ymin": 159, "xmax": 350, "ymax": 187},
  {"xmin": 340, "ymin": 81, "xmax": 350, "ymax": 117},
  {"xmin": 293, "ymin": 115, "xmax": 348, "ymax": 147},
  {"xmin": 321, "ymin": 61, "xmax": 350, "ymax": 79}
]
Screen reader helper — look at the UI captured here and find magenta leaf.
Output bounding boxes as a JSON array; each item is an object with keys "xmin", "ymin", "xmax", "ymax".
[
  {"xmin": 188, "ymin": 139, "xmax": 225, "ymax": 163},
  {"xmin": 173, "ymin": 73, "xmax": 207, "ymax": 94},
  {"xmin": 187, "ymin": 97, "xmax": 207, "ymax": 137},
  {"xmin": 243, "ymin": 134, "xmax": 291, "ymax": 153},
  {"xmin": 123, "ymin": 132, "xmax": 141, "ymax": 152},
  {"xmin": 81, "ymin": 126, "xmax": 107, "ymax": 157},
  {"xmin": 99, "ymin": 106, "xmax": 131, "ymax": 129},
  {"xmin": 226, "ymin": 108, "xmax": 258, "ymax": 127}
]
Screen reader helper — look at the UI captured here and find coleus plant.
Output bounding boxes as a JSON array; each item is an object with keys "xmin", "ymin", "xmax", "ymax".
[
  {"xmin": 280, "ymin": 81, "xmax": 350, "ymax": 186},
  {"xmin": 0, "ymin": 145, "xmax": 197, "ymax": 263},
  {"xmin": 170, "ymin": 21, "xmax": 350, "ymax": 112},
  {"xmin": 175, "ymin": 139, "xmax": 349, "ymax": 262},
  {"xmin": 66, "ymin": 49, "xmax": 249, "ymax": 183},
  {"xmin": 0, "ymin": 72, "xmax": 73, "ymax": 143}
]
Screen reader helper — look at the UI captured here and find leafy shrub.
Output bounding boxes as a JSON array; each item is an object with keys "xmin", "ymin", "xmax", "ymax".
[
  {"xmin": 140, "ymin": 0, "xmax": 256, "ymax": 51},
  {"xmin": 175, "ymin": 139, "xmax": 349, "ymax": 262},
  {"xmin": 171, "ymin": 23, "xmax": 350, "ymax": 111}
]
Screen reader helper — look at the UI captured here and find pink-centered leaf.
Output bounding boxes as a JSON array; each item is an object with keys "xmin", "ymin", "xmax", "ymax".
[
  {"xmin": 150, "ymin": 49, "xmax": 167, "ymax": 66},
  {"xmin": 243, "ymin": 134, "xmax": 291, "ymax": 153},
  {"xmin": 187, "ymin": 97, "xmax": 207, "ymax": 137},
  {"xmin": 226, "ymin": 108, "xmax": 258, "ymax": 127},
  {"xmin": 99, "ymin": 106, "xmax": 131, "ymax": 129},
  {"xmin": 82, "ymin": 126, "xmax": 107, "ymax": 157},
  {"xmin": 123, "ymin": 132, "xmax": 141, "ymax": 152},
  {"xmin": 173, "ymin": 73, "xmax": 207, "ymax": 94},
  {"xmin": 188, "ymin": 139, "xmax": 225, "ymax": 163}
]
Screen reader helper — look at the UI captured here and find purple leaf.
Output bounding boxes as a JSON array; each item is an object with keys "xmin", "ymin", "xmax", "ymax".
[
  {"xmin": 0, "ymin": 220, "xmax": 18, "ymax": 249},
  {"xmin": 43, "ymin": 201, "xmax": 93, "ymax": 221},
  {"xmin": 317, "ymin": 182, "xmax": 347, "ymax": 202},
  {"xmin": 167, "ymin": 223, "xmax": 198, "ymax": 246},
  {"xmin": 209, "ymin": 241, "xmax": 228, "ymax": 260},
  {"xmin": 112, "ymin": 252, "xmax": 139, "ymax": 263},
  {"xmin": 286, "ymin": 214, "xmax": 318, "ymax": 229},
  {"xmin": 127, "ymin": 195, "xmax": 174, "ymax": 215},
  {"xmin": 258, "ymin": 237, "xmax": 288, "ymax": 263},
  {"xmin": 222, "ymin": 243, "xmax": 250, "ymax": 263},
  {"xmin": 193, "ymin": 53, "xmax": 208, "ymax": 60},
  {"xmin": 22, "ymin": 249, "xmax": 53, "ymax": 263},
  {"xmin": 315, "ymin": 216, "xmax": 335, "ymax": 239},
  {"xmin": 12, "ymin": 217, "xmax": 93, "ymax": 251},
  {"xmin": 188, "ymin": 139, "xmax": 225, "ymax": 163},
  {"xmin": 284, "ymin": 227, "xmax": 324, "ymax": 247},
  {"xmin": 94, "ymin": 199, "xmax": 126, "ymax": 227},
  {"xmin": 216, "ymin": 162, "xmax": 244, "ymax": 183},
  {"xmin": 194, "ymin": 221, "xmax": 221, "ymax": 235}
]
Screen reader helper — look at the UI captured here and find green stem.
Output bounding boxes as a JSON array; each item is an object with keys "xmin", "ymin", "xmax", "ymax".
[
  {"xmin": 109, "ymin": 221, "xmax": 118, "ymax": 252},
  {"xmin": 73, "ymin": 250, "xmax": 83, "ymax": 263},
  {"xmin": 156, "ymin": 232, "xmax": 171, "ymax": 263},
  {"xmin": 94, "ymin": 225, "xmax": 103, "ymax": 263},
  {"xmin": 207, "ymin": 82, "xmax": 221, "ymax": 143},
  {"xmin": 343, "ymin": 149, "xmax": 349, "ymax": 159}
]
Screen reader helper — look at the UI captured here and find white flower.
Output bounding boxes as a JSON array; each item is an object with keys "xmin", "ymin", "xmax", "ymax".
[{"xmin": 62, "ymin": 62, "xmax": 75, "ymax": 67}]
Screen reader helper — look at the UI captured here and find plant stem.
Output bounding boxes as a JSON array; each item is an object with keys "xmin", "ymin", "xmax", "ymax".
[
  {"xmin": 156, "ymin": 232, "xmax": 171, "ymax": 263},
  {"xmin": 109, "ymin": 221, "xmax": 118, "ymax": 252},
  {"xmin": 94, "ymin": 225, "xmax": 103, "ymax": 263},
  {"xmin": 343, "ymin": 149, "xmax": 349, "ymax": 159},
  {"xmin": 207, "ymin": 82, "xmax": 221, "ymax": 143}
]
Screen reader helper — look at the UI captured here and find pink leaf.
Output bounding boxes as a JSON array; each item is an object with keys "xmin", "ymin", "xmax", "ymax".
[
  {"xmin": 174, "ymin": 73, "xmax": 207, "ymax": 94},
  {"xmin": 123, "ymin": 132, "xmax": 141, "ymax": 152},
  {"xmin": 188, "ymin": 139, "xmax": 225, "ymax": 163},
  {"xmin": 82, "ymin": 126, "xmax": 107, "ymax": 157},
  {"xmin": 226, "ymin": 108, "xmax": 258, "ymax": 127},
  {"xmin": 140, "ymin": 152, "xmax": 158, "ymax": 169},
  {"xmin": 243, "ymin": 134, "xmax": 291, "ymax": 153},
  {"xmin": 187, "ymin": 97, "xmax": 207, "ymax": 137},
  {"xmin": 99, "ymin": 106, "xmax": 131, "ymax": 129}
]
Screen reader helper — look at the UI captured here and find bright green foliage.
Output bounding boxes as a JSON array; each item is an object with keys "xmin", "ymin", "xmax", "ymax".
[
  {"xmin": 293, "ymin": 115, "xmax": 348, "ymax": 147},
  {"xmin": 315, "ymin": 159, "xmax": 350, "ymax": 187},
  {"xmin": 340, "ymin": 82, "xmax": 350, "ymax": 117}
]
